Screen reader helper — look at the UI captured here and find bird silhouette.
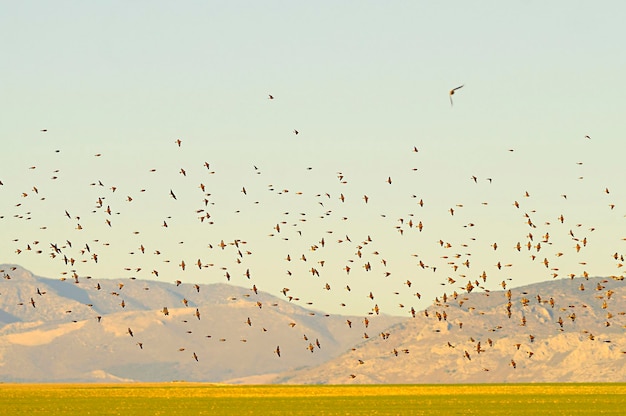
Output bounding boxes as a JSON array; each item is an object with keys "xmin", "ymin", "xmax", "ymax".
[{"xmin": 449, "ymin": 85, "xmax": 464, "ymax": 106}]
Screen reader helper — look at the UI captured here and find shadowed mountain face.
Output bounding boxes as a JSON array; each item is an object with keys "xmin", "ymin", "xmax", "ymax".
[
  {"xmin": 279, "ymin": 276, "xmax": 626, "ymax": 384},
  {"xmin": 0, "ymin": 265, "xmax": 402, "ymax": 382}
]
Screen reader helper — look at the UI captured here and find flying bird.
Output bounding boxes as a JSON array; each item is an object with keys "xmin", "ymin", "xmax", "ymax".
[{"xmin": 449, "ymin": 85, "xmax": 464, "ymax": 106}]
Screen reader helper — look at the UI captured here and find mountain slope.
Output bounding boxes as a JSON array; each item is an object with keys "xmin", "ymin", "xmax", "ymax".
[{"xmin": 278, "ymin": 276, "xmax": 626, "ymax": 383}]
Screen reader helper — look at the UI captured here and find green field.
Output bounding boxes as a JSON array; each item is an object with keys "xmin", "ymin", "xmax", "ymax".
[{"xmin": 1, "ymin": 383, "xmax": 625, "ymax": 415}]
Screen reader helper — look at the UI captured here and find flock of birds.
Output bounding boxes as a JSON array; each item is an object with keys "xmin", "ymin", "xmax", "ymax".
[{"xmin": 2, "ymin": 88, "xmax": 625, "ymax": 381}]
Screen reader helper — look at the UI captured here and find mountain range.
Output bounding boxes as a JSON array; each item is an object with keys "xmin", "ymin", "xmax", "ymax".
[
  {"xmin": 0, "ymin": 265, "xmax": 401, "ymax": 382},
  {"xmin": 1, "ymin": 264, "xmax": 625, "ymax": 383}
]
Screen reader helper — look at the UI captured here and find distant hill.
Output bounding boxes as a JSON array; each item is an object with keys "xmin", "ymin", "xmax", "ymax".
[
  {"xmin": 0, "ymin": 265, "xmax": 403, "ymax": 382},
  {"xmin": 278, "ymin": 275, "xmax": 626, "ymax": 383}
]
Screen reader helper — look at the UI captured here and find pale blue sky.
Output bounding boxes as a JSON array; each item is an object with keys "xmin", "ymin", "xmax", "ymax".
[{"xmin": 1, "ymin": 2, "xmax": 625, "ymax": 316}]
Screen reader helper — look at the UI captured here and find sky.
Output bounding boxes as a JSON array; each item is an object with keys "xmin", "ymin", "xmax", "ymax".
[{"xmin": 1, "ymin": 1, "xmax": 625, "ymax": 317}]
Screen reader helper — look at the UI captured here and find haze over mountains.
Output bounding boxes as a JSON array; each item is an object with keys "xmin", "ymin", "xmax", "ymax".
[{"xmin": 1, "ymin": 265, "xmax": 626, "ymax": 383}]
